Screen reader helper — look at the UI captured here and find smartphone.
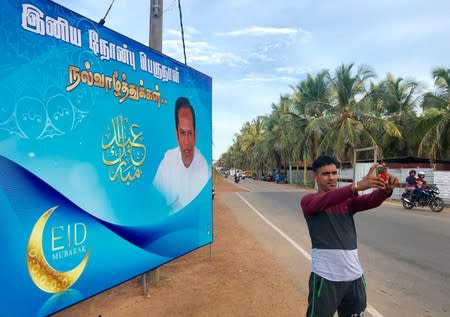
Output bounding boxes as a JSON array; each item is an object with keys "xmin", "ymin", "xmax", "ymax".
[{"xmin": 376, "ymin": 165, "xmax": 387, "ymax": 182}]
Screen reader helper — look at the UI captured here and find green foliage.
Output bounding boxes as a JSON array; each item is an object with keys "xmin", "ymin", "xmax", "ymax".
[{"xmin": 217, "ymin": 64, "xmax": 450, "ymax": 170}]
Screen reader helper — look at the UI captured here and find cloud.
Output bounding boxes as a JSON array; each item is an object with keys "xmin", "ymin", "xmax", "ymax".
[
  {"xmin": 217, "ymin": 26, "xmax": 312, "ymax": 48},
  {"xmin": 189, "ymin": 51, "xmax": 248, "ymax": 66},
  {"xmin": 166, "ymin": 29, "xmax": 183, "ymax": 37},
  {"xmin": 164, "ymin": 25, "xmax": 312, "ymax": 70},
  {"xmin": 275, "ymin": 66, "xmax": 310, "ymax": 75},
  {"xmin": 163, "ymin": 37, "xmax": 248, "ymax": 67},
  {"xmin": 248, "ymin": 52, "xmax": 276, "ymax": 63},
  {"xmin": 166, "ymin": 26, "xmax": 200, "ymax": 39},
  {"xmin": 218, "ymin": 26, "xmax": 308, "ymax": 37},
  {"xmin": 238, "ymin": 73, "xmax": 298, "ymax": 85}
]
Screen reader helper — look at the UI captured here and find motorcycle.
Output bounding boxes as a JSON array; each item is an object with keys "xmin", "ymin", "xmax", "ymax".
[
  {"xmin": 234, "ymin": 174, "xmax": 240, "ymax": 184},
  {"xmin": 401, "ymin": 184, "xmax": 444, "ymax": 212}
]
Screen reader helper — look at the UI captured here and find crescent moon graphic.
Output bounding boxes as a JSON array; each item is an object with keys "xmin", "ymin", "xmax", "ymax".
[{"xmin": 26, "ymin": 206, "xmax": 90, "ymax": 293}]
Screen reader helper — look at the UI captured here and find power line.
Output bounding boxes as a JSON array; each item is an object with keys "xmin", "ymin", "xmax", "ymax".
[
  {"xmin": 99, "ymin": 0, "xmax": 116, "ymax": 26},
  {"xmin": 177, "ymin": 0, "xmax": 187, "ymax": 65},
  {"xmin": 163, "ymin": 0, "xmax": 177, "ymax": 13}
]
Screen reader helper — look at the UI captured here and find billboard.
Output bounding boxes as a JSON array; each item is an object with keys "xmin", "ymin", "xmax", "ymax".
[{"xmin": 0, "ymin": 0, "xmax": 213, "ymax": 316}]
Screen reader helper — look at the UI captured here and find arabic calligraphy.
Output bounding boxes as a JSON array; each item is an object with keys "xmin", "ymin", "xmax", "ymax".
[{"xmin": 102, "ymin": 116, "xmax": 146, "ymax": 185}]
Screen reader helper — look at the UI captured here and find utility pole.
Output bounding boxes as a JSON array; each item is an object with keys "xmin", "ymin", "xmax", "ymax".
[
  {"xmin": 143, "ymin": 0, "xmax": 163, "ymax": 296},
  {"xmin": 149, "ymin": 0, "xmax": 163, "ymax": 52}
]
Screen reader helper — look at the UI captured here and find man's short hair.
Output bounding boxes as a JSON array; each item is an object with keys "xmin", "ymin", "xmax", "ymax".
[
  {"xmin": 175, "ymin": 97, "xmax": 196, "ymax": 130},
  {"xmin": 312, "ymin": 155, "xmax": 340, "ymax": 172}
]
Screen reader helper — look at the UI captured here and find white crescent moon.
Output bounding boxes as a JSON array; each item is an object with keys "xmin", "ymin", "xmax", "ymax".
[{"xmin": 27, "ymin": 206, "xmax": 90, "ymax": 293}]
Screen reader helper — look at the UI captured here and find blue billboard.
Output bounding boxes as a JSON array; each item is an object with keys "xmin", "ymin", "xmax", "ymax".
[{"xmin": 0, "ymin": 1, "xmax": 213, "ymax": 316}]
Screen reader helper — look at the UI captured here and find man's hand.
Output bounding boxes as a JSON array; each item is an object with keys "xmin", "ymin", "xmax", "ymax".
[
  {"xmin": 355, "ymin": 164, "xmax": 399, "ymax": 194},
  {"xmin": 384, "ymin": 173, "xmax": 399, "ymax": 194}
]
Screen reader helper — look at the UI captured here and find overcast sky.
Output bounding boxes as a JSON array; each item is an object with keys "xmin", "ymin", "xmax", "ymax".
[{"xmin": 53, "ymin": 0, "xmax": 450, "ymax": 160}]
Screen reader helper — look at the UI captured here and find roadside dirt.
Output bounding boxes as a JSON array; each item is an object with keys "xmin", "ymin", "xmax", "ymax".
[{"xmin": 54, "ymin": 177, "xmax": 308, "ymax": 317}]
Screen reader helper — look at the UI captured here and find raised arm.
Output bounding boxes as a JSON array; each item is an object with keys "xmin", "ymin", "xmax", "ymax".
[
  {"xmin": 352, "ymin": 164, "xmax": 399, "ymax": 212},
  {"xmin": 301, "ymin": 185, "xmax": 355, "ymax": 216}
]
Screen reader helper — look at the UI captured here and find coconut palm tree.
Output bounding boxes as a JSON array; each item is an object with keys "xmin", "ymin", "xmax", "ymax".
[
  {"xmin": 379, "ymin": 73, "xmax": 418, "ymax": 117},
  {"xmin": 265, "ymin": 95, "xmax": 296, "ymax": 169},
  {"xmin": 417, "ymin": 67, "xmax": 450, "ymax": 159},
  {"xmin": 288, "ymin": 71, "xmax": 331, "ymax": 184},
  {"xmin": 374, "ymin": 74, "xmax": 418, "ymax": 156},
  {"xmin": 243, "ymin": 116, "xmax": 267, "ymax": 173},
  {"xmin": 305, "ymin": 63, "xmax": 402, "ymax": 162},
  {"xmin": 238, "ymin": 121, "xmax": 256, "ymax": 169}
]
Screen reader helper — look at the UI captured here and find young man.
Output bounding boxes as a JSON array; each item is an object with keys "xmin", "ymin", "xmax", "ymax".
[
  {"xmin": 405, "ymin": 170, "xmax": 416, "ymax": 200},
  {"xmin": 300, "ymin": 155, "xmax": 398, "ymax": 317}
]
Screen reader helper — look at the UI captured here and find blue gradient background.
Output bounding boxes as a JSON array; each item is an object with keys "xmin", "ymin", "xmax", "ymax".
[{"xmin": 0, "ymin": 1, "xmax": 212, "ymax": 316}]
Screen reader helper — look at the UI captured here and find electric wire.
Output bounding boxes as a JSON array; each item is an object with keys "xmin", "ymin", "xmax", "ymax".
[
  {"xmin": 163, "ymin": 0, "xmax": 177, "ymax": 13},
  {"xmin": 177, "ymin": 0, "xmax": 187, "ymax": 65},
  {"xmin": 99, "ymin": 0, "xmax": 116, "ymax": 26}
]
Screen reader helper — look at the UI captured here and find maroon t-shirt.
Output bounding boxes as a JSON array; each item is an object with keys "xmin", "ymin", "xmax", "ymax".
[{"xmin": 300, "ymin": 185, "xmax": 389, "ymax": 250}]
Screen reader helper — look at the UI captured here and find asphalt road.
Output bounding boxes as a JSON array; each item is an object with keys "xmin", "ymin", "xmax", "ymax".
[{"xmin": 222, "ymin": 177, "xmax": 450, "ymax": 317}]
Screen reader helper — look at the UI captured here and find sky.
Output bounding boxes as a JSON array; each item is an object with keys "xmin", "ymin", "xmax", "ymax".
[{"xmin": 53, "ymin": 0, "xmax": 450, "ymax": 160}]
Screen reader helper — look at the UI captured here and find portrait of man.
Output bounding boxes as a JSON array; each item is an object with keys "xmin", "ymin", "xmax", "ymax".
[{"xmin": 152, "ymin": 96, "xmax": 210, "ymax": 212}]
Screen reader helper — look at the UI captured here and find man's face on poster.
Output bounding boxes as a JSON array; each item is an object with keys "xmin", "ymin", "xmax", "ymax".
[{"xmin": 176, "ymin": 107, "xmax": 196, "ymax": 167}]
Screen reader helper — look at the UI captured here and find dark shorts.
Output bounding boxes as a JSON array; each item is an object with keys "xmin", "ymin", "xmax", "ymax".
[{"xmin": 306, "ymin": 272, "xmax": 367, "ymax": 317}]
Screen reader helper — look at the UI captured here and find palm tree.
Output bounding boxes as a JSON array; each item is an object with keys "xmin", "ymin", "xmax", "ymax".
[
  {"xmin": 289, "ymin": 71, "xmax": 331, "ymax": 184},
  {"xmin": 375, "ymin": 74, "xmax": 418, "ymax": 157},
  {"xmin": 217, "ymin": 116, "xmax": 266, "ymax": 176},
  {"xmin": 238, "ymin": 121, "xmax": 256, "ymax": 169},
  {"xmin": 229, "ymin": 135, "xmax": 245, "ymax": 170},
  {"xmin": 238, "ymin": 116, "xmax": 267, "ymax": 176},
  {"xmin": 417, "ymin": 67, "xmax": 450, "ymax": 159},
  {"xmin": 219, "ymin": 64, "xmax": 449, "ymax": 176},
  {"xmin": 266, "ymin": 95, "xmax": 296, "ymax": 168},
  {"xmin": 305, "ymin": 63, "xmax": 402, "ymax": 162},
  {"xmin": 379, "ymin": 73, "xmax": 418, "ymax": 116}
]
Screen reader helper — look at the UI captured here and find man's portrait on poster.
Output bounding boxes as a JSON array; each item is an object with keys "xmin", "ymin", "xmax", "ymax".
[{"xmin": 152, "ymin": 96, "xmax": 209, "ymax": 212}]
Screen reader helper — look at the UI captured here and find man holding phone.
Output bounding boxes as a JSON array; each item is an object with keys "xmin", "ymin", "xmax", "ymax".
[
  {"xmin": 300, "ymin": 156, "xmax": 398, "ymax": 317},
  {"xmin": 376, "ymin": 163, "xmax": 388, "ymax": 182}
]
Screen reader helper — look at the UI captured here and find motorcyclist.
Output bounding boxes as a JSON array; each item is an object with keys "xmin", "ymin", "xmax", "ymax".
[
  {"xmin": 234, "ymin": 170, "xmax": 240, "ymax": 183},
  {"xmin": 405, "ymin": 170, "xmax": 416, "ymax": 200},
  {"xmin": 413, "ymin": 171, "xmax": 428, "ymax": 206}
]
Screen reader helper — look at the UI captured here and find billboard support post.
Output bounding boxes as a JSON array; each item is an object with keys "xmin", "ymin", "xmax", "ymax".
[
  {"xmin": 144, "ymin": 0, "xmax": 164, "ymax": 292},
  {"xmin": 143, "ymin": 273, "xmax": 148, "ymax": 297}
]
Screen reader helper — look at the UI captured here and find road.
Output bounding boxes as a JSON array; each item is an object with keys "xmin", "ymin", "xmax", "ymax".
[{"xmin": 221, "ymin": 177, "xmax": 450, "ymax": 317}]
